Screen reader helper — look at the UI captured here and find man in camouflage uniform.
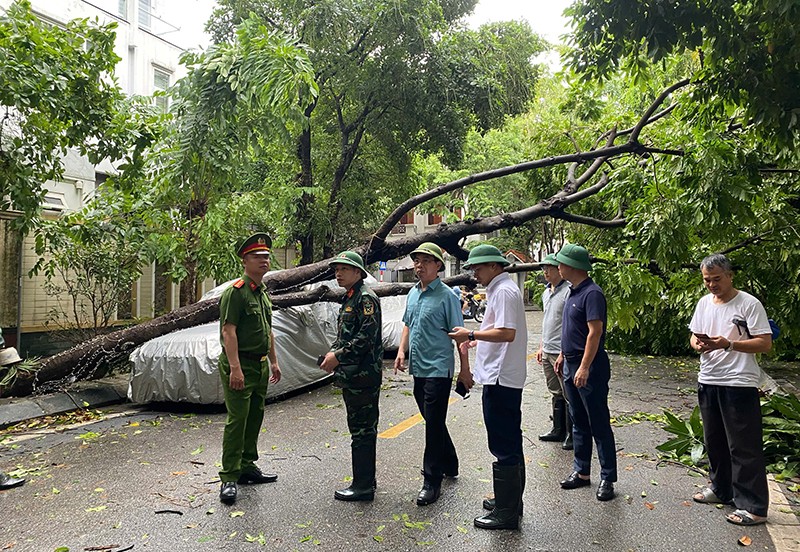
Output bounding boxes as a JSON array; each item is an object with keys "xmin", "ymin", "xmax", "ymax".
[
  {"xmin": 319, "ymin": 251, "xmax": 383, "ymax": 501},
  {"xmin": 218, "ymin": 233, "xmax": 282, "ymax": 504}
]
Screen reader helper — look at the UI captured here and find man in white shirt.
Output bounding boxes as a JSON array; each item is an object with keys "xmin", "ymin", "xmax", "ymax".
[
  {"xmin": 689, "ymin": 254, "xmax": 772, "ymax": 526},
  {"xmin": 450, "ymin": 244, "xmax": 527, "ymax": 530}
]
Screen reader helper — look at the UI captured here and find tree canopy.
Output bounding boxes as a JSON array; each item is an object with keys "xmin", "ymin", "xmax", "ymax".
[
  {"xmin": 565, "ymin": 0, "xmax": 800, "ymax": 147},
  {"xmin": 207, "ymin": 0, "xmax": 546, "ymax": 262},
  {"xmin": 0, "ymin": 0, "xmax": 136, "ymax": 230}
]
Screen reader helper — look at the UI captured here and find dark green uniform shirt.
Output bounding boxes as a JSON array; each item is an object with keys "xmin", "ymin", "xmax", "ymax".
[
  {"xmin": 332, "ymin": 280, "xmax": 383, "ymax": 389},
  {"xmin": 219, "ymin": 275, "xmax": 273, "ymax": 357}
]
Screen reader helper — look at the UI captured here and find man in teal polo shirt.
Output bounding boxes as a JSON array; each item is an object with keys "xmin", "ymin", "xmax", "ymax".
[
  {"xmin": 394, "ymin": 242, "xmax": 472, "ymax": 506},
  {"xmin": 218, "ymin": 233, "xmax": 282, "ymax": 504}
]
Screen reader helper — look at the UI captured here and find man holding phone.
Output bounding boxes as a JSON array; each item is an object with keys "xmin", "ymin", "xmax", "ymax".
[
  {"xmin": 449, "ymin": 244, "xmax": 527, "ymax": 530},
  {"xmin": 689, "ymin": 254, "xmax": 772, "ymax": 527},
  {"xmin": 394, "ymin": 243, "xmax": 471, "ymax": 506}
]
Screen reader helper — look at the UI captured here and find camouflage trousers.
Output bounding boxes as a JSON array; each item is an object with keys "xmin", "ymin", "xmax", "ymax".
[{"xmin": 343, "ymin": 386, "xmax": 380, "ymax": 450}]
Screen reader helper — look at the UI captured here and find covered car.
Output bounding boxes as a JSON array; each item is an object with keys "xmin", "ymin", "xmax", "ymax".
[{"xmin": 128, "ymin": 276, "xmax": 405, "ymax": 404}]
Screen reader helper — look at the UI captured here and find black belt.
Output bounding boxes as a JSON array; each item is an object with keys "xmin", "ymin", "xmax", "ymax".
[
  {"xmin": 563, "ymin": 352, "xmax": 584, "ymax": 360},
  {"xmin": 237, "ymin": 351, "xmax": 268, "ymax": 362}
]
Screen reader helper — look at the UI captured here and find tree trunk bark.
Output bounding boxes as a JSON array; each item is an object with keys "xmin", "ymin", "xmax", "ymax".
[{"xmin": 295, "ymin": 110, "xmax": 316, "ymax": 265}]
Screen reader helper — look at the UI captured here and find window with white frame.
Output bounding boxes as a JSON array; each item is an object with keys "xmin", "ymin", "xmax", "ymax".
[
  {"xmin": 42, "ymin": 191, "xmax": 67, "ymax": 212},
  {"xmin": 153, "ymin": 68, "xmax": 170, "ymax": 112},
  {"xmin": 138, "ymin": 0, "xmax": 152, "ymax": 30}
]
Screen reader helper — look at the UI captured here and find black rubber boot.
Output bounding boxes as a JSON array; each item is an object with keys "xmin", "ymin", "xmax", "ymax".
[
  {"xmin": 474, "ymin": 463, "xmax": 521, "ymax": 530},
  {"xmin": 335, "ymin": 442, "xmax": 376, "ymax": 502},
  {"xmin": 539, "ymin": 397, "xmax": 566, "ymax": 441},
  {"xmin": 562, "ymin": 408, "xmax": 574, "ymax": 450},
  {"xmin": 482, "ymin": 463, "xmax": 525, "ymax": 515}
]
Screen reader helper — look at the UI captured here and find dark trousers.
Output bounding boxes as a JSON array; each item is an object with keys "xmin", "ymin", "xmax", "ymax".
[
  {"xmin": 698, "ymin": 383, "xmax": 769, "ymax": 516},
  {"xmin": 482, "ymin": 383, "xmax": 524, "ymax": 466},
  {"xmin": 563, "ymin": 352, "xmax": 617, "ymax": 482},
  {"xmin": 343, "ymin": 386, "xmax": 380, "ymax": 450},
  {"xmin": 413, "ymin": 377, "xmax": 458, "ymax": 486}
]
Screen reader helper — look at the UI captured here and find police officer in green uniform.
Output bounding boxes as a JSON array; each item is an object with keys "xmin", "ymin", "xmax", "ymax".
[
  {"xmin": 218, "ymin": 233, "xmax": 282, "ymax": 504},
  {"xmin": 319, "ymin": 251, "xmax": 383, "ymax": 502}
]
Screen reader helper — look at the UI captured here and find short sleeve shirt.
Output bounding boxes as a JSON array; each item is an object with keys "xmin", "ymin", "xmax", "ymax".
[
  {"xmin": 402, "ymin": 278, "xmax": 464, "ymax": 378},
  {"xmin": 473, "ymin": 273, "xmax": 528, "ymax": 389},
  {"xmin": 689, "ymin": 290, "xmax": 770, "ymax": 387},
  {"xmin": 561, "ymin": 277, "xmax": 606, "ymax": 356},
  {"xmin": 219, "ymin": 275, "xmax": 273, "ymax": 355}
]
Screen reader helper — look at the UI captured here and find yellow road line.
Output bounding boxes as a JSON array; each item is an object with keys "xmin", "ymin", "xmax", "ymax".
[{"xmin": 379, "ymin": 397, "xmax": 459, "ymax": 439}]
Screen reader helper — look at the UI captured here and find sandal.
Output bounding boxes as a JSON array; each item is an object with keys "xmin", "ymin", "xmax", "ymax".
[
  {"xmin": 726, "ymin": 509, "xmax": 767, "ymax": 526},
  {"xmin": 693, "ymin": 487, "xmax": 733, "ymax": 505}
]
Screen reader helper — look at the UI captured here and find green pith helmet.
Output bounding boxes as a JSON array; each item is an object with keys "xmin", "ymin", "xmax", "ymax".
[
  {"xmin": 540, "ymin": 253, "xmax": 559, "ymax": 267},
  {"xmin": 463, "ymin": 244, "xmax": 510, "ymax": 269},
  {"xmin": 330, "ymin": 250, "xmax": 368, "ymax": 278},
  {"xmin": 555, "ymin": 243, "xmax": 592, "ymax": 271},
  {"xmin": 410, "ymin": 242, "xmax": 445, "ymax": 270},
  {"xmin": 237, "ymin": 233, "xmax": 272, "ymax": 257}
]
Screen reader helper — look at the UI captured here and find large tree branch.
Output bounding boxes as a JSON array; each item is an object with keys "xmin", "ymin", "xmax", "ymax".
[{"xmin": 27, "ymin": 81, "xmax": 695, "ymax": 394}]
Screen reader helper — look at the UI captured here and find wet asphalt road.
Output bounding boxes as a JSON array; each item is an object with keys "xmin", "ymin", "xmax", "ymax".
[{"xmin": 1, "ymin": 311, "xmax": 796, "ymax": 551}]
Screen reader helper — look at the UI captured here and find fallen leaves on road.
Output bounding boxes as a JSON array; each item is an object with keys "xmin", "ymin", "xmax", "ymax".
[{"xmin": 737, "ymin": 535, "xmax": 752, "ymax": 546}]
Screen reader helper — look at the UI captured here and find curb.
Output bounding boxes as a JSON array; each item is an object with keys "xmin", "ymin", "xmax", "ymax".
[{"xmin": 0, "ymin": 375, "xmax": 129, "ymax": 429}]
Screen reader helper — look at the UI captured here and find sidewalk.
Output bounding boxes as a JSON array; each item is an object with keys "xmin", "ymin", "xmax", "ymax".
[{"xmin": 0, "ymin": 374, "xmax": 129, "ymax": 428}]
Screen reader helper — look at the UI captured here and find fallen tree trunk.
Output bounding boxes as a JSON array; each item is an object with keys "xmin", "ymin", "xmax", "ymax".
[{"xmin": 17, "ymin": 273, "xmax": 477, "ymax": 396}]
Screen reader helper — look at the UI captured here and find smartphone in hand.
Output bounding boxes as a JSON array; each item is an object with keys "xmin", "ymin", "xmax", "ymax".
[
  {"xmin": 455, "ymin": 380, "xmax": 470, "ymax": 399},
  {"xmin": 693, "ymin": 333, "xmax": 710, "ymax": 341}
]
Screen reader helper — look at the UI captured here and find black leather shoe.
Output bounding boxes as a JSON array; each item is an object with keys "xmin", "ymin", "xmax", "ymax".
[
  {"xmin": 560, "ymin": 471, "xmax": 591, "ymax": 489},
  {"xmin": 0, "ymin": 472, "xmax": 25, "ymax": 490},
  {"xmin": 596, "ymin": 480, "xmax": 615, "ymax": 501},
  {"xmin": 220, "ymin": 482, "xmax": 237, "ymax": 503},
  {"xmin": 416, "ymin": 484, "xmax": 441, "ymax": 506},
  {"xmin": 334, "ymin": 486, "xmax": 374, "ymax": 502},
  {"xmin": 238, "ymin": 467, "xmax": 278, "ymax": 484}
]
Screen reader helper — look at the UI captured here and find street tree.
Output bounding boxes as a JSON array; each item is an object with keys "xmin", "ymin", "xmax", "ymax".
[
  {"xmin": 557, "ymin": 1, "xmax": 800, "ymax": 355},
  {"xmin": 207, "ymin": 0, "xmax": 546, "ymax": 262},
  {"xmin": 0, "ymin": 0, "xmax": 137, "ymax": 230},
  {"xmin": 113, "ymin": 15, "xmax": 318, "ymax": 307}
]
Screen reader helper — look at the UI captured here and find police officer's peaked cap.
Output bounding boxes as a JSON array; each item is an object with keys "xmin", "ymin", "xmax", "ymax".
[
  {"xmin": 555, "ymin": 243, "xmax": 592, "ymax": 271},
  {"xmin": 410, "ymin": 242, "xmax": 445, "ymax": 270},
  {"xmin": 540, "ymin": 253, "xmax": 560, "ymax": 267},
  {"xmin": 330, "ymin": 250, "xmax": 368, "ymax": 278},
  {"xmin": 463, "ymin": 244, "xmax": 510, "ymax": 269},
  {"xmin": 237, "ymin": 233, "xmax": 272, "ymax": 257}
]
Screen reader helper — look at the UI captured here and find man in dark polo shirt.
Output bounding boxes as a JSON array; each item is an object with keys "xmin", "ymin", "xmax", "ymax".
[{"xmin": 553, "ymin": 244, "xmax": 617, "ymax": 502}]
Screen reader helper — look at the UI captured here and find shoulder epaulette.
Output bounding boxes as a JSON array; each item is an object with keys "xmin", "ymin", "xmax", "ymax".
[{"xmin": 232, "ymin": 278, "xmax": 245, "ymax": 289}]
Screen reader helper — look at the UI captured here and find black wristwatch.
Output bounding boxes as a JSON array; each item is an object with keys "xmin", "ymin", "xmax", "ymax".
[{"xmin": 468, "ymin": 330, "xmax": 475, "ymax": 341}]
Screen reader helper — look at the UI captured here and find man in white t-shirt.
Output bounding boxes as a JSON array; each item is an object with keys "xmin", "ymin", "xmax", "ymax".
[
  {"xmin": 689, "ymin": 254, "xmax": 772, "ymax": 527},
  {"xmin": 450, "ymin": 244, "xmax": 527, "ymax": 530}
]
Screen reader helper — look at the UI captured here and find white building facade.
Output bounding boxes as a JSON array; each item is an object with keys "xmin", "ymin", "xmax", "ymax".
[{"xmin": 0, "ymin": 0, "xmax": 203, "ymax": 355}]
